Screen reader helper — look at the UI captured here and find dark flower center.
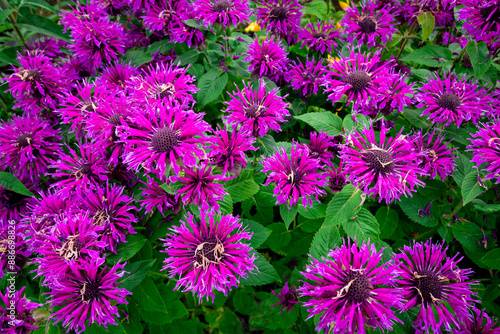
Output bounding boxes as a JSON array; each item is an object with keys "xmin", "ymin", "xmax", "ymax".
[
  {"xmin": 343, "ymin": 270, "xmax": 372, "ymax": 304},
  {"xmin": 284, "ymin": 291, "xmax": 298, "ymax": 302},
  {"xmin": 81, "ymin": 280, "xmax": 102, "ymax": 303},
  {"xmin": 436, "ymin": 92, "xmax": 461, "ymax": 111},
  {"xmin": 329, "ymin": 174, "xmax": 346, "ymax": 192},
  {"xmin": 151, "ymin": 127, "xmax": 179, "ymax": 153},
  {"xmin": 155, "ymin": 83, "xmax": 176, "ymax": 99},
  {"xmin": 345, "ymin": 70, "xmax": 371, "ymax": 92},
  {"xmin": 213, "ymin": 0, "xmax": 232, "ymax": 12},
  {"xmin": 17, "ymin": 133, "xmax": 33, "ymax": 148},
  {"xmin": 195, "ymin": 236, "xmax": 224, "ymax": 268},
  {"xmin": 270, "ymin": 6, "xmax": 288, "ymax": 21},
  {"xmin": 362, "ymin": 148, "xmax": 395, "ymax": 174},
  {"xmin": 414, "ymin": 269, "xmax": 443, "ymax": 303},
  {"xmin": 74, "ymin": 163, "xmax": 93, "ymax": 179},
  {"xmin": 287, "ymin": 167, "xmax": 303, "ymax": 187},
  {"xmin": 108, "ymin": 114, "xmax": 122, "ymax": 125},
  {"xmin": 2, "ymin": 190, "xmax": 28, "ymax": 209},
  {"xmin": 0, "ymin": 239, "xmax": 9, "ymax": 254},
  {"xmin": 312, "ymin": 31, "xmax": 327, "ymax": 39},
  {"xmin": 93, "ymin": 208, "xmax": 113, "ymax": 226},
  {"xmin": 59, "ymin": 236, "xmax": 83, "ymax": 260},
  {"xmin": 82, "ymin": 103, "xmax": 95, "ymax": 113},
  {"xmin": 480, "ymin": 4, "xmax": 500, "ymax": 23},
  {"xmin": 20, "ymin": 69, "xmax": 41, "ymax": 82},
  {"xmin": 359, "ymin": 17, "xmax": 377, "ymax": 33},
  {"xmin": 302, "ymin": 72, "xmax": 315, "ymax": 82},
  {"xmin": 244, "ymin": 104, "xmax": 264, "ymax": 118}
]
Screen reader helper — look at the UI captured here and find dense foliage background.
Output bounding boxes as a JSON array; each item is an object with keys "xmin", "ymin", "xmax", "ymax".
[{"xmin": 0, "ymin": 0, "xmax": 500, "ymax": 333}]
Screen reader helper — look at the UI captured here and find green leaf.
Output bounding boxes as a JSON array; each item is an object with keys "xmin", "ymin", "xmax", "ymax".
[
  {"xmin": 133, "ymin": 277, "xmax": 167, "ymax": 312},
  {"xmin": 118, "ymin": 259, "xmax": 156, "ymax": 291},
  {"xmin": 402, "ymin": 45, "xmax": 452, "ymax": 67},
  {"xmin": 402, "ymin": 108, "xmax": 432, "ymax": 129},
  {"xmin": 324, "ymin": 184, "xmax": 363, "ymax": 227},
  {"xmin": 0, "ymin": 171, "xmax": 34, "ymax": 197},
  {"xmin": 86, "ymin": 323, "xmax": 127, "ymax": 334},
  {"xmin": 218, "ymin": 194, "xmax": 233, "ymax": 214},
  {"xmin": 123, "ymin": 50, "xmax": 152, "ymax": 67},
  {"xmin": 197, "ymin": 70, "xmax": 227, "ymax": 106},
  {"xmin": 309, "ymin": 225, "xmax": 341, "ymax": 259},
  {"xmin": 254, "ymin": 184, "xmax": 276, "ymax": 207},
  {"xmin": 342, "ymin": 208, "xmax": 380, "ymax": 241},
  {"xmin": 295, "ymin": 112, "xmax": 343, "ymax": 136},
  {"xmin": 473, "ymin": 199, "xmax": 500, "ymax": 213},
  {"xmin": 0, "ymin": 9, "xmax": 14, "ymax": 25},
  {"xmin": 107, "ymin": 234, "xmax": 147, "ymax": 263},
  {"xmin": 453, "ymin": 221, "xmax": 482, "ymax": 251},
  {"xmin": 240, "ymin": 252, "xmax": 279, "ymax": 286},
  {"xmin": 417, "ymin": 11, "xmax": 435, "ymax": 42},
  {"xmin": 280, "ymin": 204, "xmax": 297, "ymax": 229},
  {"xmin": 461, "ymin": 170, "xmax": 485, "ymax": 205},
  {"xmin": 298, "ymin": 201, "xmax": 327, "ymax": 219},
  {"xmin": 343, "ymin": 114, "xmax": 370, "ymax": 132},
  {"xmin": 175, "ymin": 49, "xmax": 198, "ymax": 66},
  {"xmin": 375, "ymin": 207, "xmax": 399, "ymax": 240},
  {"xmin": 466, "ymin": 41, "xmax": 492, "ymax": 78},
  {"xmin": 18, "ymin": 14, "xmax": 70, "ymax": 42},
  {"xmin": 454, "ymin": 152, "xmax": 474, "ymax": 187},
  {"xmin": 399, "ymin": 194, "xmax": 438, "ymax": 227},
  {"xmin": 301, "ymin": 0, "xmax": 328, "ymax": 20},
  {"xmin": 481, "ymin": 249, "xmax": 500, "ymax": 270},
  {"xmin": 265, "ymin": 223, "xmax": 292, "ymax": 252},
  {"xmin": 241, "ymin": 219, "xmax": 271, "ymax": 248},
  {"xmin": 225, "ymin": 170, "xmax": 260, "ymax": 203},
  {"xmin": 21, "ymin": 0, "xmax": 57, "ymax": 13}
]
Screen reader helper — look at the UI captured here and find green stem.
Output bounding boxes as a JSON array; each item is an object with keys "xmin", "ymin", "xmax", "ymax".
[
  {"xmin": 449, "ymin": 46, "xmax": 467, "ymax": 72},
  {"xmin": 149, "ymin": 271, "xmax": 168, "ymax": 278},
  {"xmin": 449, "ymin": 201, "xmax": 463, "ymax": 218},
  {"xmin": 0, "ymin": 0, "xmax": 25, "ymax": 46},
  {"xmin": 396, "ymin": 20, "xmax": 418, "ymax": 59}
]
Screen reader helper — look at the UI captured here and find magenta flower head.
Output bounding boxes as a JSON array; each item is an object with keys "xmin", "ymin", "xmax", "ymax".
[
  {"xmin": 468, "ymin": 119, "xmax": 500, "ymax": 184},
  {"xmin": 0, "ymin": 226, "xmax": 31, "ymax": 276},
  {"xmin": 77, "ymin": 183, "xmax": 137, "ymax": 254},
  {"xmin": 206, "ymin": 125, "xmax": 257, "ymax": 175},
  {"xmin": 99, "ymin": 61, "xmax": 138, "ymax": 92},
  {"xmin": 131, "ymin": 63, "xmax": 198, "ymax": 108},
  {"xmin": 121, "ymin": 101, "xmax": 210, "ymax": 179},
  {"xmin": 257, "ymin": 0, "xmax": 303, "ymax": 42},
  {"xmin": 413, "ymin": 130, "xmax": 457, "ymax": 180},
  {"xmin": 287, "ymin": 57, "xmax": 328, "ymax": 96},
  {"xmin": 161, "ymin": 211, "xmax": 256, "ymax": 302},
  {"xmin": 0, "ymin": 115, "xmax": 61, "ymax": 181},
  {"xmin": 246, "ymin": 36, "xmax": 288, "ymax": 82},
  {"xmin": 170, "ymin": 10, "xmax": 205, "ymax": 48},
  {"xmin": 342, "ymin": 0, "xmax": 397, "ymax": 47},
  {"xmin": 298, "ymin": 20, "xmax": 340, "ymax": 54},
  {"xmin": 393, "ymin": 240, "xmax": 477, "ymax": 333},
  {"xmin": 0, "ymin": 287, "xmax": 40, "ymax": 333},
  {"xmin": 305, "ymin": 131, "xmax": 337, "ymax": 166},
  {"xmin": 143, "ymin": 0, "xmax": 187, "ymax": 33},
  {"xmin": 47, "ymin": 257, "xmax": 131, "ymax": 333},
  {"xmin": 327, "ymin": 161, "xmax": 347, "ymax": 193},
  {"xmin": 51, "ymin": 141, "xmax": 109, "ymax": 193},
  {"xmin": 262, "ymin": 143, "xmax": 327, "ymax": 209},
  {"xmin": 323, "ymin": 50, "xmax": 396, "ymax": 111},
  {"xmin": 140, "ymin": 176, "xmax": 181, "ymax": 217},
  {"xmin": 374, "ymin": 73, "xmax": 414, "ymax": 115},
  {"xmin": 453, "ymin": 308, "xmax": 500, "ymax": 334},
  {"xmin": 417, "ymin": 72, "xmax": 494, "ymax": 128},
  {"xmin": 459, "ymin": 0, "xmax": 500, "ymax": 44},
  {"xmin": 225, "ymin": 80, "xmax": 290, "ymax": 137},
  {"xmin": 341, "ymin": 123, "xmax": 425, "ymax": 203},
  {"xmin": 271, "ymin": 282, "xmax": 299, "ymax": 313},
  {"xmin": 299, "ymin": 239, "xmax": 403, "ymax": 334},
  {"xmin": 197, "ymin": 0, "xmax": 250, "ymax": 27},
  {"xmin": 173, "ymin": 161, "xmax": 231, "ymax": 211},
  {"xmin": 33, "ymin": 212, "xmax": 106, "ymax": 284},
  {"xmin": 6, "ymin": 50, "xmax": 67, "ymax": 113}
]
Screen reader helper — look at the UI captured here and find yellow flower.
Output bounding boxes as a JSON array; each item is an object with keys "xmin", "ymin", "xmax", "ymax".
[
  {"xmin": 245, "ymin": 22, "xmax": 261, "ymax": 33},
  {"xmin": 339, "ymin": 0, "xmax": 350, "ymax": 10},
  {"xmin": 336, "ymin": 22, "xmax": 342, "ymax": 30},
  {"xmin": 327, "ymin": 54, "xmax": 340, "ymax": 64}
]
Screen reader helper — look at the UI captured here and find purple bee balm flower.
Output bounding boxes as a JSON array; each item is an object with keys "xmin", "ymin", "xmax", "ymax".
[
  {"xmin": 298, "ymin": 20, "xmax": 340, "ymax": 54},
  {"xmin": 257, "ymin": 0, "xmax": 303, "ymax": 42},
  {"xmin": 173, "ymin": 161, "xmax": 231, "ymax": 211},
  {"xmin": 453, "ymin": 308, "xmax": 500, "ymax": 334},
  {"xmin": 225, "ymin": 80, "xmax": 290, "ymax": 137},
  {"xmin": 342, "ymin": 0, "xmax": 397, "ymax": 47},
  {"xmin": 99, "ymin": 61, "xmax": 139, "ymax": 92},
  {"xmin": 170, "ymin": 10, "xmax": 206, "ymax": 48},
  {"xmin": 131, "ymin": 63, "xmax": 198, "ymax": 108},
  {"xmin": 459, "ymin": 0, "xmax": 500, "ymax": 44},
  {"xmin": 305, "ymin": 131, "xmax": 337, "ymax": 166},
  {"xmin": 110, "ymin": 163, "xmax": 138, "ymax": 190},
  {"xmin": 262, "ymin": 143, "xmax": 327, "ymax": 209},
  {"xmin": 70, "ymin": 20, "xmax": 126, "ymax": 71},
  {"xmin": 271, "ymin": 282, "xmax": 299, "ymax": 313},
  {"xmin": 246, "ymin": 36, "xmax": 288, "ymax": 83},
  {"xmin": 393, "ymin": 240, "xmax": 477, "ymax": 333},
  {"xmin": 0, "ymin": 182, "xmax": 37, "ymax": 225},
  {"xmin": 77, "ymin": 183, "xmax": 136, "ymax": 253},
  {"xmin": 0, "ymin": 287, "xmax": 40, "ymax": 333},
  {"xmin": 26, "ymin": 37, "xmax": 67, "ymax": 59},
  {"xmin": 161, "ymin": 211, "xmax": 256, "ymax": 302},
  {"xmin": 0, "ymin": 115, "xmax": 61, "ymax": 181},
  {"xmin": 413, "ymin": 130, "xmax": 457, "ymax": 180},
  {"xmin": 374, "ymin": 72, "xmax": 414, "ymax": 115},
  {"xmin": 47, "ymin": 257, "xmax": 131, "ymax": 333},
  {"xmin": 60, "ymin": 4, "xmax": 108, "ymax": 32},
  {"xmin": 287, "ymin": 57, "xmax": 328, "ymax": 96},
  {"xmin": 33, "ymin": 212, "xmax": 106, "ymax": 284},
  {"xmin": 206, "ymin": 125, "xmax": 257, "ymax": 175},
  {"xmin": 50, "ymin": 141, "xmax": 109, "ymax": 193},
  {"xmin": 143, "ymin": 0, "xmax": 187, "ymax": 33},
  {"xmin": 0, "ymin": 227, "xmax": 31, "ymax": 276},
  {"xmin": 140, "ymin": 176, "xmax": 181, "ymax": 217},
  {"xmin": 323, "ymin": 50, "xmax": 396, "ymax": 111},
  {"xmin": 341, "ymin": 123, "xmax": 425, "ymax": 203},
  {"xmin": 197, "ymin": 0, "xmax": 251, "ymax": 27},
  {"xmin": 6, "ymin": 51, "xmax": 67, "ymax": 113},
  {"xmin": 468, "ymin": 119, "xmax": 500, "ymax": 184},
  {"xmin": 417, "ymin": 72, "xmax": 495, "ymax": 128},
  {"xmin": 121, "ymin": 101, "xmax": 210, "ymax": 179},
  {"xmin": 327, "ymin": 161, "xmax": 347, "ymax": 193},
  {"xmin": 299, "ymin": 239, "xmax": 403, "ymax": 334}
]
